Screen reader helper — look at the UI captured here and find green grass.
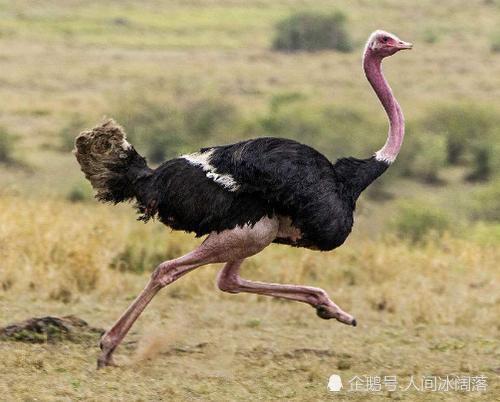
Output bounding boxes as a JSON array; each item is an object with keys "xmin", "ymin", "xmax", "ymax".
[{"xmin": 1, "ymin": 3, "xmax": 285, "ymax": 49}]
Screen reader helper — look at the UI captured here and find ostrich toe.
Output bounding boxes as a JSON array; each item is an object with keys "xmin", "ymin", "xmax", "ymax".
[{"xmin": 315, "ymin": 304, "xmax": 356, "ymax": 326}]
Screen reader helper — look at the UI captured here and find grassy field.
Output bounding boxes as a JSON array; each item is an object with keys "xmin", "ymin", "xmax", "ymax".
[
  {"xmin": 0, "ymin": 0, "xmax": 499, "ymax": 400},
  {"xmin": 0, "ymin": 196, "xmax": 499, "ymax": 400}
]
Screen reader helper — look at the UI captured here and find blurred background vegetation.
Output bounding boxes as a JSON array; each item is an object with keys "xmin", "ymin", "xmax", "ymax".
[{"xmin": 0, "ymin": 0, "xmax": 498, "ymax": 239}]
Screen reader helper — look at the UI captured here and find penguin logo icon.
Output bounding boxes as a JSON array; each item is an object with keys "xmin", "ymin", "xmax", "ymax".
[{"xmin": 327, "ymin": 374, "xmax": 343, "ymax": 392}]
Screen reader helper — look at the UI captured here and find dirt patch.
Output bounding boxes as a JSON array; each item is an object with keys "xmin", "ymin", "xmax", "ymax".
[{"xmin": 0, "ymin": 315, "xmax": 104, "ymax": 344}]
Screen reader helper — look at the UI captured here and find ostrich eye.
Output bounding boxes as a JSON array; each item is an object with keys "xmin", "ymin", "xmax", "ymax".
[{"xmin": 382, "ymin": 36, "xmax": 389, "ymax": 43}]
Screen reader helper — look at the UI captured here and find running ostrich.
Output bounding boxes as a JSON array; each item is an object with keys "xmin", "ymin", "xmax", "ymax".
[{"xmin": 75, "ymin": 30, "xmax": 412, "ymax": 368}]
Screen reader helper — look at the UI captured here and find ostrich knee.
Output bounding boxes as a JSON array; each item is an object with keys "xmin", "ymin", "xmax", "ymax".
[
  {"xmin": 150, "ymin": 262, "xmax": 177, "ymax": 288},
  {"xmin": 99, "ymin": 332, "xmax": 118, "ymax": 353},
  {"xmin": 99, "ymin": 333, "xmax": 116, "ymax": 350},
  {"xmin": 216, "ymin": 269, "xmax": 241, "ymax": 294}
]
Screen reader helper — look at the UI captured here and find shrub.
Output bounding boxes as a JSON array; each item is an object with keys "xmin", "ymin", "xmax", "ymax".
[
  {"xmin": 183, "ymin": 98, "xmax": 238, "ymax": 141},
  {"xmin": 466, "ymin": 147, "xmax": 491, "ymax": 182},
  {"xmin": 269, "ymin": 92, "xmax": 306, "ymax": 113},
  {"xmin": 272, "ymin": 11, "xmax": 353, "ymax": 53},
  {"xmin": 470, "ymin": 180, "xmax": 500, "ymax": 221},
  {"xmin": 114, "ymin": 95, "xmax": 240, "ymax": 164},
  {"xmin": 421, "ymin": 104, "xmax": 499, "ymax": 181},
  {"xmin": 491, "ymin": 33, "xmax": 500, "ymax": 53},
  {"xmin": 114, "ymin": 96, "xmax": 184, "ymax": 163},
  {"xmin": 422, "ymin": 104, "xmax": 496, "ymax": 164},
  {"xmin": 320, "ymin": 105, "xmax": 383, "ymax": 157},
  {"xmin": 110, "ymin": 242, "xmax": 165, "ymax": 274},
  {"xmin": 257, "ymin": 99, "xmax": 379, "ymax": 159},
  {"xmin": 109, "ymin": 230, "xmax": 184, "ymax": 274},
  {"xmin": 259, "ymin": 103, "xmax": 325, "ymax": 145},
  {"xmin": 391, "ymin": 201, "xmax": 451, "ymax": 243},
  {"xmin": 422, "ymin": 29, "xmax": 439, "ymax": 44},
  {"xmin": 0, "ymin": 127, "xmax": 16, "ymax": 164},
  {"xmin": 67, "ymin": 182, "xmax": 92, "ymax": 203},
  {"xmin": 398, "ymin": 128, "xmax": 447, "ymax": 183},
  {"xmin": 59, "ymin": 114, "xmax": 90, "ymax": 152}
]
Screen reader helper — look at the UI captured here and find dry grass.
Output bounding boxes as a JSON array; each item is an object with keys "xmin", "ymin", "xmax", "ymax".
[{"xmin": 0, "ymin": 196, "xmax": 498, "ymax": 400}]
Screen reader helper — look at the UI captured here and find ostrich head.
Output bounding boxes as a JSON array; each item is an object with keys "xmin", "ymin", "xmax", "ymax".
[
  {"xmin": 365, "ymin": 30, "xmax": 413, "ymax": 58},
  {"xmin": 362, "ymin": 30, "xmax": 412, "ymax": 165}
]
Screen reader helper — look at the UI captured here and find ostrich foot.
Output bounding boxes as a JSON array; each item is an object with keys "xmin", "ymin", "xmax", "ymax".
[
  {"xmin": 97, "ymin": 353, "xmax": 118, "ymax": 369},
  {"xmin": 97, "ymin": 336, "xmax": 118, "ymax": 369},
  {"xmin": 97, "ymin": 347, "xmax": 118, "ymax": 368},
  {"xmin": 315, "ymin": 304, "xmax": 357, "ymax": 326}
]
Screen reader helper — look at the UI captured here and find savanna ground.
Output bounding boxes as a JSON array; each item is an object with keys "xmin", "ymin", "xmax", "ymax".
[{"xmin": 0, "ymin": 0, "xmax": 499, "ymax": 400}]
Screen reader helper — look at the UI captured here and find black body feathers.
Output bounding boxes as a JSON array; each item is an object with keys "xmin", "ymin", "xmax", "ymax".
[
  {"xmin": 143, "ymin": 158, "xmax": 273, "ymax": 236},
  {"xmin": 135, "ymin": 137, "xmax": 388, "ymax": 251}
]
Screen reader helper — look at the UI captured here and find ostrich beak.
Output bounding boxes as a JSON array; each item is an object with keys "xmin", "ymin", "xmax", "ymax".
[{"xmin": 397, "ymin": 40, "xmax": 413, "ymax": 50}]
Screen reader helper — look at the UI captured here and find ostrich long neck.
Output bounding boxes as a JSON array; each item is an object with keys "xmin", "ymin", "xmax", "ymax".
[{"xmin": 363, "ymin": 50, "xmax": 404, "ymax": 163}]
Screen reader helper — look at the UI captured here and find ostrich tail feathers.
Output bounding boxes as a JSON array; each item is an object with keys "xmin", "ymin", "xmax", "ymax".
[{"xmin": 73, "ymin": 119, "xmax": 153, "ymax": 205}]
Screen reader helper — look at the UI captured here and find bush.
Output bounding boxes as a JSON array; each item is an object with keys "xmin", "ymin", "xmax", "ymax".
[
  {"xmin": 67, "ymin": 182, "xmax": 92, "ymax": 203},
  {"xmin": 111, "ymin": 89, "xmax": 405, "ymax": 182},
  {"xmin": 466, "ymin": 147, "xmax": 491, "ymax": 182},
  {"xmin": 422, "ymin": 28, "xmax": 439, "ymax": 44},
  {"xmin": 259, "ymin": 103, "xmax": 325, "ymax": 145},
  {"xmin": 59, "ymin": 114, "xmax": 90, "ymax": 152},
  {"xmin": 470, "ymin": 180, "xmax": 500, "ymax": 221},
  {"xmin": 491, "ymin": 33, "xmax": 500, "ymax": 53},
  {"xmin": 109, "ymin": 229, "xmax": 184, "ymax": 274},
  {"xmin": 391, "ymin": 201, "xmax": 451, "ymax": 243},
  {"xmin": 269, "ymin": 92, "xmax": 306, "ymax": 113},
  {"xmin": 114, "ymin": 96, "xmax": 183, "ymax": 163},
  {"xmin": 272, "ymin": 11, "xmax": 353, "ymax": 53},
  {"xmin": 423, "ymin": 104, "xmax": 496, "ymax": 163},
  {"xmin": 110, "ymin": 242, "xmax": 166, "ymax": 274},
  {"xmin": 321, "ymin": 105, "xmax": 383, "ymax": 157},
  {"xmin": 398, "ymin": 128, "xmax": 447, "ymax": 183},
  {"xmin": 0, "ymin": 127, "xmax": 16, "ymax": 164},
  {"xmin": 256, "ymin": 99, "xmax": 379, "ymax": 160},
  {"xmin": 421, "ymin": 104, "xmax": 499, "ymax": 181},
  {"xmin": 183, "ymin": 98, "xmax": 238, "ymax": 141},
  {"xmin": 114, "ymin": 95, "xmax": 240, "ymax": 164}
]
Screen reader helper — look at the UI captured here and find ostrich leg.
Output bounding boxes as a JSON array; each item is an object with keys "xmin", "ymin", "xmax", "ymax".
[
  {"xmin": 98, "ymin": 258, "xmax": 201, "ymax": 368},
  {"xmin": 217, "ymin": 260, "xmax": 356, "ymax": 326},
  {"xmin": 97, "ymin": 217, "xmax": 278, "ymax": 368}
]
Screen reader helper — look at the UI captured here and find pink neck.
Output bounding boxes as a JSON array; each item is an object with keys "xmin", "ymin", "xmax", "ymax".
[{"xmin": 363, "ymin": 49, "xmax": 404, "ymax": 163}]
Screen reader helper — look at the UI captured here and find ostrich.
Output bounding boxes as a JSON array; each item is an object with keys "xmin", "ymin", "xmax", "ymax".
[{"xmin": 74, "ymin": 30, "xmax": 412, "ymax": 368}]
